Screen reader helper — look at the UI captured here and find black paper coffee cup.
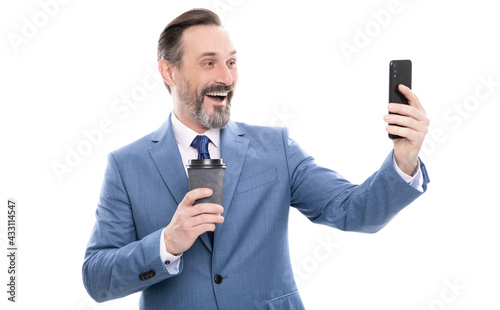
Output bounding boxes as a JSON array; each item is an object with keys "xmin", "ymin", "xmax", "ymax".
[{"xmin": 186, "ymin": 159, "xmax": 226, "ymax": 205}]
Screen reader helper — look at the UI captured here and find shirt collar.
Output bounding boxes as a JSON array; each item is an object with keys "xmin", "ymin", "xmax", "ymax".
[{"xmin": 171, "ymin": 112, "xmax": 221, "ymax": 152}]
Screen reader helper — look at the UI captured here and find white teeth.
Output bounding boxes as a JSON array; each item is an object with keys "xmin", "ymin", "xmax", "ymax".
[{"xmin": 206, "ymin": 92, "xmax": 228, "ymax": 96}]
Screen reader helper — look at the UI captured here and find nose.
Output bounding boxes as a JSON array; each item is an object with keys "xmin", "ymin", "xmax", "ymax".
[{"xmin": 214, "ymin": 64, "xmax": 234, "ymax": 86}]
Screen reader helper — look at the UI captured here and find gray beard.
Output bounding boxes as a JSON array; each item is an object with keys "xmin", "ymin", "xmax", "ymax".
[
  {"xmin": 177, "ymin": 79, "xmax": 232, "ymax": 129},
  {"xmin": 193, "ymin": 101, "xmax": 231, "ymax": 129}
]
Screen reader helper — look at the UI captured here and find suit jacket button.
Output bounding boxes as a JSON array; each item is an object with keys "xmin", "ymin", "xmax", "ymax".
[
  {"xmin": 214, "ymin": 275, "xmax": 223, "ymax": 284},
  {"xmin": 139, "ymin": 270, "xmax": 156, "ymax": 281}
]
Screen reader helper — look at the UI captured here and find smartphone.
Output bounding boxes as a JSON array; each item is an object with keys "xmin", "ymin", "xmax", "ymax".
[{"xmin": 388, "ymin": 59, "xmax": 412, "ymax": 139}]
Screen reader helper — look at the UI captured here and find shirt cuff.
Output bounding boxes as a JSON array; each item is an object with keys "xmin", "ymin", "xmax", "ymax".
[
  {"xmin": 160, "ymin": 228, "xmax": 182, "ymax": 274},
  {"xmin": 392, "ymin": 154, "xmax": 424, "ymax": 192}
]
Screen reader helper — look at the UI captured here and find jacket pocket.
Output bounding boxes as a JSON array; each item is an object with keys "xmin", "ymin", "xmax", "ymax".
[
  {"xmin": 236, "ymin": 168, "xmax": 277, "ymax": 194},
  {"xmin": 267, "ymin": 290, "xmax": 305, "ymax": 310}
]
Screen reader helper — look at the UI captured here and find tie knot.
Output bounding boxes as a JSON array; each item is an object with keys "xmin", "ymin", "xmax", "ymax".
[{"xmin": 191, "ymin": 135, "xmax": 211, "ymax": 159}]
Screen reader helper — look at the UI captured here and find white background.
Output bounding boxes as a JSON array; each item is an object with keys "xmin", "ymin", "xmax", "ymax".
[{"xmin": 1, "ymin": 0, "xmax": 499, "ymax": 309}]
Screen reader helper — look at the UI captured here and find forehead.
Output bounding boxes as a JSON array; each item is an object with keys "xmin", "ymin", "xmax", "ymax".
[{"xmin": 181, "ymin": 25, "xmax": 235, "ymax": 59}]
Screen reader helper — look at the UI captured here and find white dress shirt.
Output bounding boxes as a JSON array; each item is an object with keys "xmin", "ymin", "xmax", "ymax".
[{"xmin": 159, "ymin": 113, "xmax": 423, "ymax": 274}]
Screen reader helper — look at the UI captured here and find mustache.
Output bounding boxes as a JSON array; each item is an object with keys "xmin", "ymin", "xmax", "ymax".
[{"xmin": 201, "ymin": 84, "xmax": 234, "ymax": 96}]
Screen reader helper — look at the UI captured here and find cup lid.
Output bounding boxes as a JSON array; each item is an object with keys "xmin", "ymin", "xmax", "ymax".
[{"xmin": 186, "ymin": 159, "xmax": 226, "ymax": 168}]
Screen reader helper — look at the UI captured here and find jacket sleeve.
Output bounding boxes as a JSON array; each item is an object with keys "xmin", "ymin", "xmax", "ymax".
[
  {"xmin": 284, "ymin": 128, "xmax": 429, "ymax": 233},
  {"xmin": 82, "ymin": 153, "xmax": 183, "ymax": 302}
]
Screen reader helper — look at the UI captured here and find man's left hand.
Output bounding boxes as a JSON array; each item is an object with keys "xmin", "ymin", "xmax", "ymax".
[{"xmin": 384, "ymin": 84, "xmax": 430, "ymax": 176}]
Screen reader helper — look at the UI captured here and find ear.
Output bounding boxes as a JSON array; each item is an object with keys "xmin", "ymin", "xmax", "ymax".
[{"xmin": 158, "ymin": 59, "xmax": 176, "ymax": 88}]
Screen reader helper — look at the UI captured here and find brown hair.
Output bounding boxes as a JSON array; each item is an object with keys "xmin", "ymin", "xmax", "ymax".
[{"xmin": 157, "ymin": 9, "xmax": 222, "ymax": 92}]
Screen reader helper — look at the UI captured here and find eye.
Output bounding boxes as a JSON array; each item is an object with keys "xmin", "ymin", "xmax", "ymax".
[{"xmin": 203, "ymin": 60, "xmax": 214, "ymax": 67}]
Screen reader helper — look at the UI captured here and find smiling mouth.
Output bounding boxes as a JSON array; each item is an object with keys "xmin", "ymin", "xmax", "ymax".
[{"xmin": 205, "ymin": 91, "xmax": 229, "ymax": 103}]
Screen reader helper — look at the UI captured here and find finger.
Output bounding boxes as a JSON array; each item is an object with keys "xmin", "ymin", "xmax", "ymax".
[
  {"xmin": 387, "ymin": 103, "xmax": 427, "ymax": 122},
  {"xmin": 175, "ymin": 212, "xmax": 223, "ymax": 234},
  {"xmin": 385, "ymin": 124, "xmax": 412, "ymax": 140},
  {"xmin": 398, "ymin": 84, "xmax": 426, "ymax": 114},
  {"xmin": 181, "ymin": 188, "xmax": 213, "ymax": 206},
  {"xmin": 191, "ymin": 213, "xmax": 225, "ymax": 227},
  {"xmin": 384, "ymin": 113, "xmax": 422, "ymax": 131},
  {"xmin": 194, "ymin": 223, "xmax": 217, "ymax": 236},
  {"xmin": 192, "ymin": 203, "xmax": 224, "ymax": 216},
  {"xmin": 386, "ymin": 124, "xmax": 425, "ymax": 143}
]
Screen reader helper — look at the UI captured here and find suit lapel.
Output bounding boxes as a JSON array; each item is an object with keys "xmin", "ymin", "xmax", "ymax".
[
  {"xmin": 148, "ymin": 116, "xmax": 189, "ymax": 206},
  {"xmin": 214, "ymin": 121, "xmax": 249, "ymax": 244}
]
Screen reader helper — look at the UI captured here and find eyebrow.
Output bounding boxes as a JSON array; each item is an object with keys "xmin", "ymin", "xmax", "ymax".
[{"xmin": 198, "ymin": 50, "xmax": 237, "ymax": 59}]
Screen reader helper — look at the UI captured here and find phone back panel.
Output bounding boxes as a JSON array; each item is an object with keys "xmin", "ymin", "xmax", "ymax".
[{"xmin": 389, "ymin": 59, "xmax": 412, "ymax": 104}]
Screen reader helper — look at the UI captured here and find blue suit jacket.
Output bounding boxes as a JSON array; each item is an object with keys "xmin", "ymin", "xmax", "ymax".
[{"xmin": 83, "ymin": 116, "xmax": 429, "ymax": 309}]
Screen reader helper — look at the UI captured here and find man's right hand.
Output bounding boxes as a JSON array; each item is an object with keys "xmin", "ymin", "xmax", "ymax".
[{"xmin": 163, "ymin": 188, "xmax": 224, "ymax": 255}]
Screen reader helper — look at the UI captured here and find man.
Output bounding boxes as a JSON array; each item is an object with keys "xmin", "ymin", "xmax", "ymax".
[{"xmin": 83, "ymin": 8, "xmax": 430, "ymax": 309}]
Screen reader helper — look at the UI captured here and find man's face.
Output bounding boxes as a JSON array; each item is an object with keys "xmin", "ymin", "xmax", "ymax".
[{"xmin": 174, "ymin": 25, "xmax": 238, "ymax": 129}]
